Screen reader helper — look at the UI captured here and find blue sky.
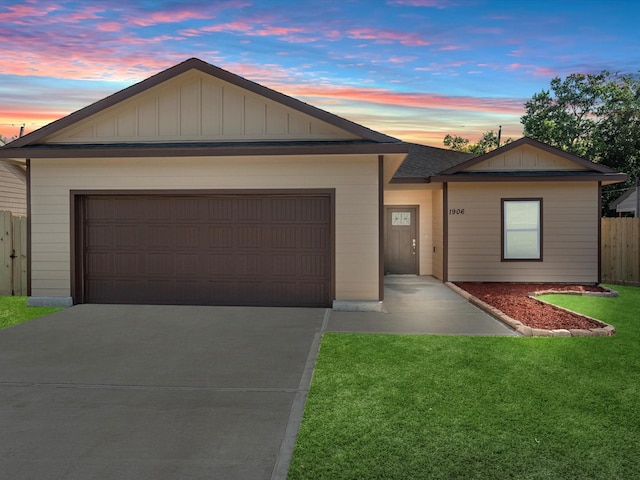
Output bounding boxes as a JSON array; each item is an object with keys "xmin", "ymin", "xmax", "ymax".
[{"xmin": 1, "ymin": 0, "xmax": 638, "ymax": 146}]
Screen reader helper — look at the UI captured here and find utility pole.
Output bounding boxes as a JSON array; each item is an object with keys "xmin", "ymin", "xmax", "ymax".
[{"xmin": 497, "ymin": 125, "xmax": 502, "ymax": 148}]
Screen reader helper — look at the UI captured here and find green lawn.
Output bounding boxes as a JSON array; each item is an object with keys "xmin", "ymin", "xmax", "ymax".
[
  {"xmin": 0, "ymin": 296, "xmax": 63, "ymax": 330},
  {"xmin": 289, "ymin": 285, "xmax": 640, "ymax": 480}
]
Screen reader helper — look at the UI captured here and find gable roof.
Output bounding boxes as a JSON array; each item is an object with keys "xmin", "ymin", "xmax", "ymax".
[
  {"xmin": 392, "ymin": 137, "xmax": 627, "ymax": 185},
  {"xmin": 1, "ymin": 58, "xmax": 407, "ymax": 158},
  {"xmin": 440, "ymin": 137, "xmax": 618, "ymax": 175}
]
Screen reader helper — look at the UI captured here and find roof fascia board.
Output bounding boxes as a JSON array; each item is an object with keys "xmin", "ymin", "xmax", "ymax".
[
  {"xmin": 430, "ymin": 172, "xmax": 628, "ymax": 183},
  {"xmin": 0, "ymin": 142, "xmax": 409, "ymax": 159},
  {"xmin": 439, "ymin": 137, "xmax": 619, "ymax": 175},
  {"xmin": 8, "ymin": 58, "xmax": 400, "ymax": 148},
  {"xmin": 389, "ymin": 177, "xmax": 430, "ymax": 184}
]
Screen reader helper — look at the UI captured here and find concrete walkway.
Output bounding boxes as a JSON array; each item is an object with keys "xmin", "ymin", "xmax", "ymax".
[
  {"xmin": 327, "ymin": 275, "xmax": 518, "ymax": 336},
  {"xmin": 0, "ymin": 276, "xmax": 515, "ymax": 480}
]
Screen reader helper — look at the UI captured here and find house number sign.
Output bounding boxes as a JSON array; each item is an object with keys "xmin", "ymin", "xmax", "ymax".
[
  {"xmin": 392, "ymin": 212, "xmax": 411, "ymax": 226},
  {"xmin": 449, "ymin": 209, "xmax": 465, "ymax": 215}
]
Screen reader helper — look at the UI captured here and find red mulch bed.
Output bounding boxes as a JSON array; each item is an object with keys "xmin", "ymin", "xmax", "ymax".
[{"xmin": 455, "ymin": 282, "xmax": 605, "ymax": 330}]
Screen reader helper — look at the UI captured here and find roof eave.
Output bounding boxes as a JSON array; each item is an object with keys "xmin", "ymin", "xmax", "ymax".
[
  {"xmin": 0, "ymin": 142, "xmax": 409, "ymax": 159},
  {"xmin": 430, "ymin": 172, "xmax": 628, "ymax": 183},
  {"xmin": 389, "ymin": 177, "xmax": 431, "ymax": 184}
]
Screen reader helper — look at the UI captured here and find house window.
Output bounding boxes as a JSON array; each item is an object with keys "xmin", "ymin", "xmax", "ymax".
[{"xmin": 502, "ymin": 198, "xmax": 542, "ymax": 261}]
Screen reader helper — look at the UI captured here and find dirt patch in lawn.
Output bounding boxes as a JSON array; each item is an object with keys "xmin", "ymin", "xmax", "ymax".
[{"xmin": 454, "ymin": 283, "xmax": 608, "ymax": 331}]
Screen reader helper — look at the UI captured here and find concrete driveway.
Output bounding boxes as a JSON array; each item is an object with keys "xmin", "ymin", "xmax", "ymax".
[
  {"xmin": 0, "ymin": 305, "xmax": 326, "ymax": 480},
  {"xmin": 0, "ymin": 278, "xmax": 514, "ymax": 479}
]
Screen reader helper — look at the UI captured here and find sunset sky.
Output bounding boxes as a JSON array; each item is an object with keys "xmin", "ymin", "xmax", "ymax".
[{"xmin": 1, "ymin": 0, "xmax": 637, "ymax": 147}]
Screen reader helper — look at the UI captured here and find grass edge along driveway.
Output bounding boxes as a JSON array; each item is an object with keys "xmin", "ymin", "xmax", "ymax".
[
  {"xmin": 289, "ymin": 285, "xmax": 640, "ymax": 480},
  {"xmin": 0, "ymin": 296, "xmax": 62, "ymax": 330}
]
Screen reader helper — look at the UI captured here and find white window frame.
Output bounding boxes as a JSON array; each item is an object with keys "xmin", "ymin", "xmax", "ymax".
[{"xmin": 501, "ymin": 198, "xmax": 542, "ymax": 261}]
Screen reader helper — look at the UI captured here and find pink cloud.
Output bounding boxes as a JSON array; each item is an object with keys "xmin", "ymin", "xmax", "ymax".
[
  {"xmin": 180, "ymin": 21, "xmax": 320, "ymax": 44},
  {"xmin": 64, "ymin": 6, "xmax": 106, "ymax": 22},
  {"xmin": 387, "ymin": 0, "xmax": 450, "ymax": 7},
  {"xmin": 532, "ymin": 66, "xmax": 557, "ymax": 76},
  {"xmin": 0, "ymin": 3, "xmax": 59, "ymax": 25},
  {"xmin": 256, "ymin": 26, "xmax": 306, "ymax": 36},
  {"xmin": 128, "ymin": 9, "xmax": 213, "ymax": 27},
  {"xmin": 280, "ymin": 84, "xmax": 525, "ymax": 115},
  {"xmin": 388, "ymin": 56, "xmax": 419, "ymax": 64},
  {"xmin": 346, "ymin": 28, "xmax": 429, "ymax": 46},
  {"xmin": 181, "ymin": 20, "xmax": 254, "ymax": 35},
  {"xmin": 97, "ymin": 22, "xmax": 123, "ymax": 32}
]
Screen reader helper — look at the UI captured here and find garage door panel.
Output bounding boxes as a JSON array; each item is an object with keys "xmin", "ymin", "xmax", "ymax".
[
  {"xmin": 86, "ymin": 253, "xmax": 113, "ymax": 276},
  {"xmin": 80, "ymin": 193, "xmax": 332, "ymax": 306},
  {"xmin": 300, "ymin": 226, "xmax": 329, "ymax": 249},
  {"xmin": 272, "ymin": 255, "xmax": 297, "ymax": 276},
  {"xmin": 301, "ymin": 255, "xmax": 330, "ymax": 276},
  {"xmin": 237, "ymin": 198, "xmax": 265, "ymax": 221},
  {"xmin": 113, "ymin": 253, "xmax": 141, "ymax": 275},
  {"xmin": 207, "ymin": 198, "xmax": 234, "ymax": 221},
  {"xmin": 237, "ymin": 226, "xmax": 264, "ymax": 248},
  {"xmin": 147, "ymin": 253, "xmax": 175, "ymax": 276},
  {"xmin": 271, "ymin": 227, "xmax": 297, "ymax": 249},
  {"xmin": 112, "ymin": 225, "xmax": 138, "ymax": 248},
  {"xmin": 86, "ymin": 225, "xmax": 114, "ymax": 248},
  {"xmin": 176, "ymin": 253, "xmax": 205, "ymax": 276},
  {"xmin": 176, "ymin": 226, "xmax": 201, "ymax": 248}
]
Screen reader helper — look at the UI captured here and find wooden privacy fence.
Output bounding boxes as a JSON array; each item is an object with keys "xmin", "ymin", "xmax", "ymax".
[
  {"xmin": 601, "ymin": 218, "xmax": 640, "ymax": 285},
  {"xmin": 0, "ymin": 211, "xmax": 27, "ymax": 296}
]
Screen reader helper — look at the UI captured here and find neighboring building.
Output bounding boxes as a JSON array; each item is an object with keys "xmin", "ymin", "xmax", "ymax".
[
  {"xmin": 0, "ymin": 58, "xmax": 627, "ymax": 308},
  {"xmin": 609, "ymin": 185, "xmax": 639, "ymax": 217},
  {"xmin": 0, "ymin": 139, "xmax": 27, "ymax": 216}
]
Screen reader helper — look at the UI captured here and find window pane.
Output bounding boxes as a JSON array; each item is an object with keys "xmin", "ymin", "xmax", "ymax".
[
  {"xmin": 503, "ymin": 200, "xmax": 541, "ymax": 260},
  {"xmin": 505, "ymin": 231, "xmax": 540, "ymax": 259},
  {"xmin": 504, "ymin": 201, "xmax": 539, "ymax": 229}
]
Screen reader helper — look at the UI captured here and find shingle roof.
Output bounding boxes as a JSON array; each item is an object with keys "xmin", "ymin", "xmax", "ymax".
[{"xmin": 392, "ymin": 143, "xmax": 476, "ymax": 179}]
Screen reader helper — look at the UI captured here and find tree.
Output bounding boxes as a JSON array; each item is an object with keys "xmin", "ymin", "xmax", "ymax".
[
  {"xmin": 443, "ymin": 130, "xmax": 512, "ymax": 154},
  {"xmin": 521, "ymin": 71, "xmax": 640, "ymax": 214}
]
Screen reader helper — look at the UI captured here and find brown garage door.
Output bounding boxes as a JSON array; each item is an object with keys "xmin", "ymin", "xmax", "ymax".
[{"xmin": 76, "ymin": 193, "xmax": 333, "ymax": 307}]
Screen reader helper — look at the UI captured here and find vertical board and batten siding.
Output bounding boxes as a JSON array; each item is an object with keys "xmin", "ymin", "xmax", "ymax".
[
  {"xmin": 384, "ymin": 188, "xmax": 435, "ymax": 275},
  {"xmin": 44, "ymin": 70, "xmax": 360, "ymax": 144},
  {"xmin": 447, "ymin": 182, "xmax": 599, "ymax": 283},
  {"xmin": 465, "ymin": 144, "xmax": 590, "ymax": 172},
  {"xmin": 29, "ymin": 155, "xmax": 380, "ymax": 301},
  {"xmin": 0, "ymin": 165, "xmax": 27, "ymax": 216},
  {"xmin": 601, "ymin": 218, "xmax": 640, "ymax": 284},
  {"xmin": 0, "ymin": 211, "xmax": 27, "ymax": 295}
]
